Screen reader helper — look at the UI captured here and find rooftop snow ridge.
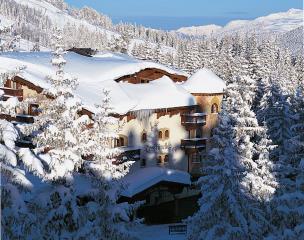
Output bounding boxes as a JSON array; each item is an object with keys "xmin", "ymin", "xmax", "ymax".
[{"xmin": 181, "ymin": 68, "xmax": 226, "ymax": 94}]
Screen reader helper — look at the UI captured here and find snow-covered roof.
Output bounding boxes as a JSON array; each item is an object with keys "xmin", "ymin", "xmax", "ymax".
[
  {"xmin": 120, "ymin": 76, "xmax": 196, "ymax": 111},
  {"xmin": 181, "ymin": 68, "xmax": 226, "ymax": 94},
  {"xmin": 121, "ymin": 167, "xmax": 191, "ymax": 198},
  {"xmin": 0, "ymin": 52, "xmax": 193, "ymax": 115}
]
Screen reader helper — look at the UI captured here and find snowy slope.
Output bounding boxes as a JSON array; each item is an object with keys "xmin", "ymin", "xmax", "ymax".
[
  {"xmin": 176, "ymin": 9, "xmax": 303, "ymax": 37},
  {"xmin": 10, "ymin": 0, "xmax": 117, "ymax": 38},
  {"xmin": 176, "ymin": 24, "xmax": 222, "ymax": 37}
]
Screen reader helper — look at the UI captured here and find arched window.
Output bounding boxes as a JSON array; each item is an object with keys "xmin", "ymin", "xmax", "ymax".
[
  {"xmin": 116, "ymin": 135, "xmax": 128, "ymax": 147},
  {"xmin": 141, "ymin": 132, "xmax": 147, "ymax": 143},
  {"xmin": 157, "ymin": 156, "xmax": 162, "ymax": 165},
  {"xmin": 158, "ymin": 131, "xmax": 163, "ymax": 139},
  {"xmin": 164, "ymin": 155, "xmax": 169, "ymax": 164},
  {"xmin": 211, "ymin": 103, "xmax": 218, "ymax": 113},
  {"xmin": 165, "ymin": 130, "xmax": 170, "ymax": 139}
]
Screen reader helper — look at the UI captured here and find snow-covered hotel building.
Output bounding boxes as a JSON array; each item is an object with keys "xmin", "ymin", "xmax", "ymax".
[{"xmin": 1, "ymin": 51, "xmax": 225, "ymax": 206}]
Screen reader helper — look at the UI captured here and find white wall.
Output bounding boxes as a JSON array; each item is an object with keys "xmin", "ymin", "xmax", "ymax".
[{"xmin": 119, "ymin": 112, "xmax": 189, "ymax": 173}]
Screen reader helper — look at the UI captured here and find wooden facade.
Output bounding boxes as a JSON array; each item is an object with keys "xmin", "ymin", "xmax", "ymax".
[{"xmin": 115, "ymin": 68, "xmax": 187, "ymax": 84}]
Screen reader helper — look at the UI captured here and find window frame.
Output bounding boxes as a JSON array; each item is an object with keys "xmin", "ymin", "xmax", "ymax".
[{"xmin": 211, "ymin": 103, "xmax": 219, "ymax": 114}]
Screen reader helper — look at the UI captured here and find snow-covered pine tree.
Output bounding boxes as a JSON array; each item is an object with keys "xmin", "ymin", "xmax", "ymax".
[
  {"xmin": 244, "ymin": 36, "xmax": 263, "ymax": 81},
  {"xmin": 257, "ymin": 80, "xmax": 296, "ymax": 161},
  {"xmin": 199, "ymin": 39, "xmax": 218, "ymax": 70},
  {"xmin": 21, "ymin": 28, "xmax": 137, "ymax": 239},
  {"xmin": 0, "ymin": 119, "xmax": 37, "ymax": 240},
  {"xmin": 141, "ymin": 41, "xmax": 154, "ymax": 61},
  {"xmin": 275, "ymin": 48, "xmax": 298, "ymax": 95},
  {"xmin": 213, "ymin": 36, "xmax": 236, "ymax": 83},
  {"xmin": 0, "ymin": 66, "xmax": 36, "ymax": 238},
  {"xmin": 79, "ymin": 89, "xmax": 133, "ymax": 179},
  {"xmin": 226, "ymin": 75, "xmax": 277, "ymax": 202},
  {"xmin": 187, "ymin": 90, "xmax": 275, "ymax": 240},
  {"xmin": 268, "ymin": 84, "xmax": 304, "ymax": 239},
  {"xmin": 74, "ymin": 89, "xmax": 137, "ymax": 240},
  {"xmin": 294, "ymin": 55, "xmax": 303, "ymax": 85},
  {"xmin": 24, "ymin": 28, "xmax": 81, "ymax": 181},
  {"xmin": 31, "ymin": 39, "xmax": 40, "ymax": 52},
  {"xmin": 144, "ymin": 122, "xmax": 159, "ymax": 163},
  {"xmin": 258, "ymin": 38, "xmax": 278, "ymax": 79}
]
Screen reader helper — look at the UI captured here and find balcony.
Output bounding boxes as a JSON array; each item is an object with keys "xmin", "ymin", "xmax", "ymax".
[
  {"xmin": 15, "ymin": 139, "xmax": 35, "ymax": 149},
  {"xmin": 181, "ymin": 138, "xmax": 207, "ymax": 154},
  {"xmin": 181, "ymin": 113, "xmax": 206, "ymax": 130},
  {"xmin": 0, "ymin": 87, "xmax": 23, "ymax": 101},
  {"xmin": 0, "ymin": 114, "xmax": 34, "ymax": 124},
  {"xmin": 116, "ymin": 147, "xmax": 141, "ymax": 164}
]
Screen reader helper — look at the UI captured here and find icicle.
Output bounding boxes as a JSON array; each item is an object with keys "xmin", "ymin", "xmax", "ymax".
[{"xmin": 132, "ymin": 109, "xmax": 155, "ymax": 124}]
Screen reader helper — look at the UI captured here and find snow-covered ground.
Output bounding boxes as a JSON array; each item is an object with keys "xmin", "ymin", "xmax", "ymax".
[{"xmin": 133, "ymin": 224, "xmax": 187, "ymax": 240}]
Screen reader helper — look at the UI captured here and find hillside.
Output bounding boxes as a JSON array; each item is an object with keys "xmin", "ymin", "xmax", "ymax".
[{"xmin": 279, "ymin": 26, "xmax": 304, "ymax": 56}]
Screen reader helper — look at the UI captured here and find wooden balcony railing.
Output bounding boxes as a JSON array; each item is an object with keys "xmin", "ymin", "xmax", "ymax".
[
  {"xmin": 181, "ymin": 138, "xmax": 207, "ymax": 153},
  {"xmin": 0, "ymin": 87, "xmax": 23, "ymax": 101},
  {"xmin": 0, "ymin": 114, "xmax": 34, "ymax": 124},
  {"xmin": 181, "ymin": 113, "xmax": 206, "ymax": 130}
]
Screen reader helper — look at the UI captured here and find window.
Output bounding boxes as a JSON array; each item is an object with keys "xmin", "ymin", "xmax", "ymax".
[
  {"xmin": 140, "ymin": 79, "xmax": 150, "ymax": 84},
  {"xmin": 191, "ymin": 153, "xmax": 201, "ymax": 163},
  {"xmin": 141, "ymin": 132, "xmax": 147, "ymax": 143},
  {"xmin": 211, "ymin": 103, "xmax": 218, "ymax": 113},
  {"xmin": 195, "ymin": 128, "xmax": 202, "ymax": 138},
  {"xmin": 158, "ymin": 131, "xmax": 163, "ymax": 139},
  {"xmin": 165, "ymin": 130, "xmax": 170, "ymax": 139},
  {"xmin": 116, "ymin": 135, "xmax": 128, "ymax": 147},
  {"xmin": 12, "ymin": 81, "xmax": 17, "ymax": 89},
  {"xmin": 158, "ymin": 129, "xmax": 170, "ymax": 141},
  {"xmin": 164, "ymin": 155, "xmax": 169, "ymax": 164},
  {"xmin": 141, "ymin": 159, "xmax": 146, "ymax": 167},
  {"xmin": 29, "ymin": 104, "xmax": 39, "ymax": 116},
  {"xmin": 157, "ymin": 156, "xmax": 162, "ymax": 165}
]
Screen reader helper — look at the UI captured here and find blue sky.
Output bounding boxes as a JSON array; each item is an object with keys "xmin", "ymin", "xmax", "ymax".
[{"xmin": 65, "ymin": 0, "xmax": 303, "ymax": 30}]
